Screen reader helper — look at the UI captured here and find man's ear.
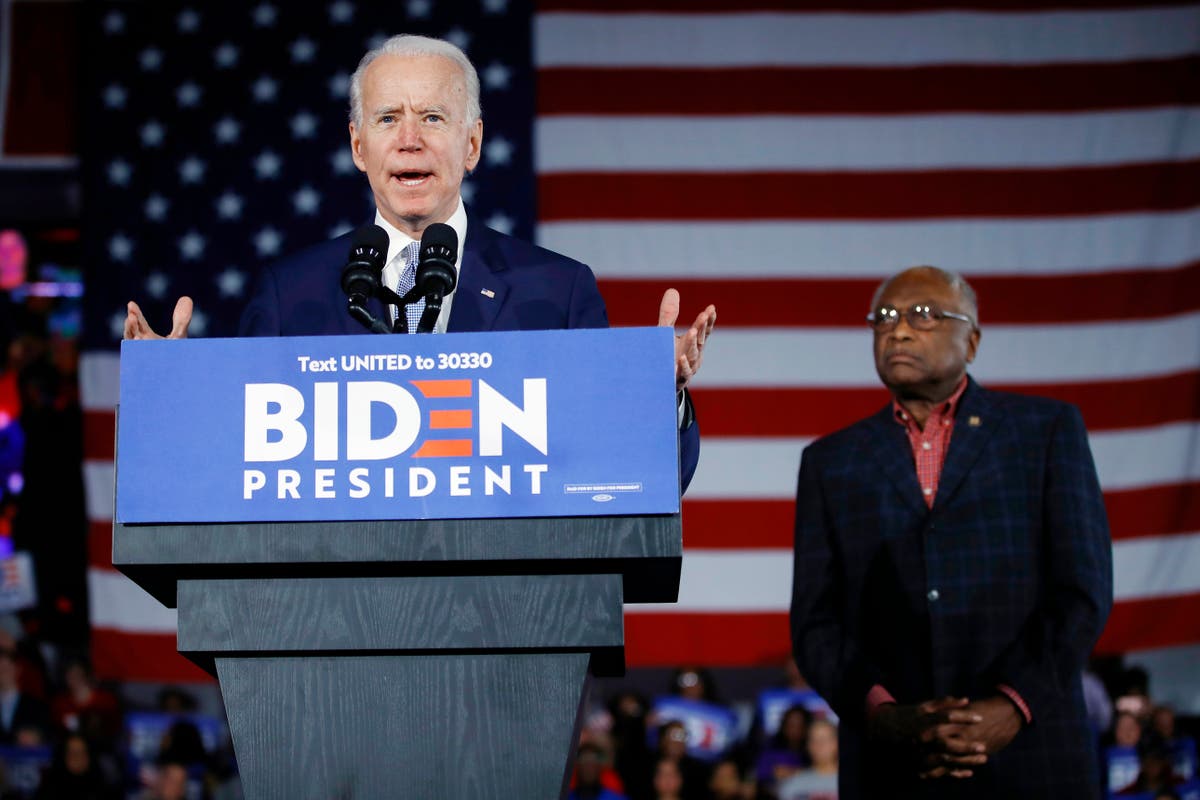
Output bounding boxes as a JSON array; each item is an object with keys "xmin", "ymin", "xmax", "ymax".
[
  {"xmin": 966, "ymin": 327, "xmax": 981, "ymax": 363},
  {"xmin": 348, "ymin": 122, "xmax": 367, "ymax": 172},
  {"xmin": 464, "ymin": 118, "xmax": 483, "ymax": 173}
]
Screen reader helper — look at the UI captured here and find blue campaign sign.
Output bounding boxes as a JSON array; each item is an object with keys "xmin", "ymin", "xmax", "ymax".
[
  {"xmin": 117, "ymin": 328, "xmax": 680, "ymax": 523},
  {"xmin": 757, "ymin": 688, "xmax": 839, "ymax": 737},
  {"xmin": 648, "ymin": 697, "xmax": 740, "ymax": 761}
]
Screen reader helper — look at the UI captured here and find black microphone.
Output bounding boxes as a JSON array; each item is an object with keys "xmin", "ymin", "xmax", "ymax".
[
  {"xmin": 341, "ymin": 225, "xmax": 391, "ymax": 334},
  {"xmin": 413, "ymin": 223, "xmax": 459, "ymax": 334}
]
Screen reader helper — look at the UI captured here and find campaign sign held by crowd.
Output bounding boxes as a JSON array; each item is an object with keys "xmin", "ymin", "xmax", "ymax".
[{"xmin": 116, "ymin": 328, "xmax": 679, "ymax": 523}]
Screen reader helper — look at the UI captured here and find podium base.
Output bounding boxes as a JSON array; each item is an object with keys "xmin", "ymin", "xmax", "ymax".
[{"xmin": 217, "ymin": 652, "xmax": 591, "ymax": 800}]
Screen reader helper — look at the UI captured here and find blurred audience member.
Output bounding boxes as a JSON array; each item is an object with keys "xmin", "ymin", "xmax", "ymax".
[
  {"xmin": 655, "ymin": 720, "xmax": 709, "ymax": 800},
  {"xmin": 671, "ymin": 667, "xmax": 720, "ymax": 704},
  {"xmin": 1112, "ymin": 710, "xmax": 1144, "ymax": 750},
  {"xmin": 49, "ymin": 657, "xmax": 121, "ymax": 741},
  {"xmin": 609, "ymin": 691, "xmax": 654, "ymax": 800},
  {"xmin": 137, "ymin": 760, "xmax": 190, "ymax": 800},
  {"xmin": 652, "ymin": 758, "xmax": 684, "ymax": 800},
  {"xmin": 1115, "ymin": 666, "xmax": 1153, "ymax": 723},
  {"xmin": 0, "ymin": 649, "xmax": 47, "ymax": 745},
  {"xmin": 778, "ymin": 719, "xmax": 838, "ymax": 800},
  {"xmin": 33, "ymin": 732, "xmax": 120, "ymax": 800},
  {"xmin": 570, "ymin": 740, "xmax": 629, "ymax": 800},
  {"xmin": 708, "ymin": 758, "xmax": 751, "ymax": 800},
  {"xmin": 1123, "ymin": 744, "xmax": 1183, "ymax": 797},
  {"xmin": 158, "ymin": 718, "xmax": 207, "ymax": 768},
  {"xmin": 156, "ymin": 687, "xmax": 198, "ymax": 715},
  {"xmin": 1147, "ymin": 705, "xmax": 1179, "ymax": 750},
  {"xmin": 0, "ymin": 629, "xmax": 46, "ymax": 701},
  {"xmin": 754, "ymin": 705, "xmax": 810, "ymax": 795}
]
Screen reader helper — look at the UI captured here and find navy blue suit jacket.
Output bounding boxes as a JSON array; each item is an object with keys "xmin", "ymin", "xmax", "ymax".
[
  {"xmin": 238, "ymin": 218, "xmax": 699, "ymax": 490},
  {"xmin": 791, "ymin": 377, "xmax": 1112, "ymax": 799}
]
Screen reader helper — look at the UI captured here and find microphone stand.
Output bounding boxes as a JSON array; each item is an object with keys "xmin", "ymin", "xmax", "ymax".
[
  {"xmin": 346, "ymin": 298, "xmax": 392, "ymax": 334},
  {"xmin": 349, "ymin": 281, "xmax": 450, "ymax": 335},
  {"xmin": 416, "ymin": 294, "xmax": 443, "ymax": 334}
]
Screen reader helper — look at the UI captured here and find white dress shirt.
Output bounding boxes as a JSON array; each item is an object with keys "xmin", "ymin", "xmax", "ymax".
[{"xmin": 375, "ymin": 196, "xmax": 468, "ymax": 334}]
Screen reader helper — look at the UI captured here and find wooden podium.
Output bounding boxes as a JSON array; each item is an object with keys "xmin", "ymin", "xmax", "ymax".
[{"xmin": 112, "ymin": 330, "xmax": 682, "ymax": 799}]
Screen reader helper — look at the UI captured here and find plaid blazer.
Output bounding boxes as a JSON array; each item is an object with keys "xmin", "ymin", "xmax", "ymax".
[{"xmin": 791, "ymin": 377, "xmax": 1113, "ymax": 799}]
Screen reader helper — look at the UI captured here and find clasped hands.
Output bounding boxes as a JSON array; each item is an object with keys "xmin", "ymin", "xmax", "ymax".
[
  {"xmin": 124, "ymin": 290, "xmax": 718, "ymax": 393},
  {"xmin": 868, "ymin": 695, "xmax": 1022, "ymax": 780}
]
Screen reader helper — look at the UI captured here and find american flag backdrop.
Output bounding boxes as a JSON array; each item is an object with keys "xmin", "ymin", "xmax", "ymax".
[{"xmin": 66, "ymin": 0, "xmax": 1200, "ymax": 682}]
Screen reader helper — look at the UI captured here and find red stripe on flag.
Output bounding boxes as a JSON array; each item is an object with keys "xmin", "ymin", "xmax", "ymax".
[
  {"xmin": 92, "ymin": 629, "xmax": 213, "ymax": 683},
  {"xmin": 90, "ymin": 521, "xmax": 113, "ymax": 569},
  {"xmin": 625, "ymin": 612, "xmax": 792, "ymax": 666},
  {"xmin": 683, "ymin": 500, "xmax": 795, "ymax": 548},
  {"xmin": 681, "ymin": 483, "xmax": 1200, "ymax": 549},
  {"xmin": 539, "ymin": 59, "xmax": 1200, "ymax": 116},
  {"xmin": 1106, "ymin": 483, "xmax": 1200, "ymax": 541},
  {"xmin": 540, "ymin": 162, "xmax": 1200, "ymax": 221},
  {"xmin": 598, "ymin": 261, "xmax": 1200, "ymax": 327},
  {"xmin": 84, "ymin": 410, "xmax": 116, "ymax": 460},
  {"xmin": 689, "ymin": 372, "xmax": 1200, "ymax": 437},
  {"xmin": 626, "ymin": 595, "xmax": 1200, "ymax": 665},
  {"xmin": 1097, "ymin": 591, "xmax": 1200, "ymax": 653}
]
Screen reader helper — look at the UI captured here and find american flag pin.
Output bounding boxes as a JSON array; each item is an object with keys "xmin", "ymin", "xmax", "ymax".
[
  {"xmin": 968, "ymin": 415, "xmax": 981, "ymax": 427},
  {"xmin": 480, "ymin": 288, "xmax": 495, "ymax": 298}
]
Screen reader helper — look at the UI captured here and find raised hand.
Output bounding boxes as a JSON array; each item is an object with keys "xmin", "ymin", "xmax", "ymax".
[
  {"xmin": 657, "ymin": 288, "xmax": 716, "ymax": 392},
  {"xmin": 124, "ymin": 297, "xmax": 194, "ymax": 340}
]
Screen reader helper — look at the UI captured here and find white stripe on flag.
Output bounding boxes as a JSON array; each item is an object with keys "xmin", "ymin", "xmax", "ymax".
[
  {"xmin": 1113, "ymin": 533, "xmax": 1200, "ymax": 601},
  {"xmin": 88, "ymin": 568, "xmax": 177, "ymax": 633},
  {"xmin": 692, "ymin": 314, "xmax": 1200, "ymax": 388},
  {"xmin": 539, "ymin": 210, "xmax": 1200, "ymax": 278},
  {"xmin": 628, "ymin": 534, "xmax": 1200, "ymax": 613},
  {"xmin": 535, "ymin": 8, "xmax": 1200, "ymax": 67},
  {"xmin": 80, "ymin": 351, "xmax": 121, "ymax": 410},
  {"xmin": 88, "ymin": 536, "xmax": 1200, "ymax": 628},
  {"xmin": 688, "ymin": 423, "xmax": 1200, "ymax": 500},
  {"xmin": 84, "ymin": 460, "xmax": 114, "ymax": 523},
  {"xmin": 537, "ymin": 109, "xmax": 1200, "ymax": 173},
  {"xmin": 1090, "ymin": 423, "xmax": 1200, "ymax": 492}
]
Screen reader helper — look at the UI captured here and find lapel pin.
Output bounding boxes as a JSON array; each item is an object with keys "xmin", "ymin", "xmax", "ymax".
[
  {"xmin": 968, "ymin": 415, "xmax": 981, "ymax": 427},
  {"xmin": 480, "ymin": 288, "xmax": 495, "ymax": 299}
]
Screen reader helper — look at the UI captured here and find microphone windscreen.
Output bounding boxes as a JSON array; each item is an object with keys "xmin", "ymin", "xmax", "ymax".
[
  {"xmin": 348, "ymin": 224, "xmax": 390, "ymax": 268},
  {"xmin": 419, "ymin": 223, "xmax": 458, "ymax": 263}
]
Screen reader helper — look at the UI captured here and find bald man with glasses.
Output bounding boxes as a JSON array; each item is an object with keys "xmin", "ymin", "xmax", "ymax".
[{"xmin": 790, "ymin": 266, "xmax": 1113, "ymax": 799}]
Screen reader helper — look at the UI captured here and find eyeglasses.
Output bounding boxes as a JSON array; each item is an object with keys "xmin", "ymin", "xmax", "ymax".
[{"xmin": 867, "ymin": 303, "xmax": 975, "ymax": 333}]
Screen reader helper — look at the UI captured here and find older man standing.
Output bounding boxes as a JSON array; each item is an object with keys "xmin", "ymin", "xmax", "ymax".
[
  {"xmin": 123, "ymin": 34, "xmax": 715, "ymax": 488},
  {"xmin": 790, "ymin": 266, "xmax": 1112, "ymax": 798}
]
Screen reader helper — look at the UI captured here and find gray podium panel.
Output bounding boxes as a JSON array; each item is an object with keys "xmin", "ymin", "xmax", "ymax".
[
  {"xmin": 218, "ymin": 652, "xmax": 591, "ymax": 800},
  {"xmin": 114, "ymin": 514, "xmax": 681, "ymax": 607},
  {"xmin": 177, "ymin": 574, "xmax": 626, "ymax": 676}
]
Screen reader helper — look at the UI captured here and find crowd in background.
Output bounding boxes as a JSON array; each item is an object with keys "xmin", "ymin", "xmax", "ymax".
[
  {"xmin": 564, "ymin": 662, "xmax": 1199, "ymax": 800},
  {"xmin": 0, "ymin": 628, "xmax": 1194, "ymax": 799}
]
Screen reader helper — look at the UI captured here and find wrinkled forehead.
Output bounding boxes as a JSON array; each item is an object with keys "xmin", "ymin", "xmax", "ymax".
[{"xmin": 364, "ymin": 53, "xmax": 469, "ymax": 110}]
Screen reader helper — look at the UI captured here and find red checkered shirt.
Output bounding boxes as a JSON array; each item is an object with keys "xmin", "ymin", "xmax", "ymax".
[
  {"xmin": 892, "ymin": 376, "xmax": 968, "ymax": 508},
  {"xmin": 867, "ymin": 376, "xmax": 1033, "ymax": 724}
]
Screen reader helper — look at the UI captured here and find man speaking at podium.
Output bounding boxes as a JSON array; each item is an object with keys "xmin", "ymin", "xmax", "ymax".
[{"xmin": 122, "ymin": 34, "xmax": 715, "ymax": 489}]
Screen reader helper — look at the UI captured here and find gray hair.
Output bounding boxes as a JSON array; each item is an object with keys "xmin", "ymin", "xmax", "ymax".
[
  {"xmin": 348, "ymin": 35, "xmax": 481, "ymax": 128},
  {"xmin": 870, "ymin": 265, "xmax": 980, "ymax": 327}
]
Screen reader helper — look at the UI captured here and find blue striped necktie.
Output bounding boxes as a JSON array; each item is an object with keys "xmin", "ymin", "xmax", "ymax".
[{"xmin": 394, "ymin": 241, "xmax": 425, "ymax": 332}]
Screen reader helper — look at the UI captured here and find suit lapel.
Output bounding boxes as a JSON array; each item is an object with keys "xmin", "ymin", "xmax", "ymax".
[
  {"xmin": 447, "ymin": 221, "xmax": 510, "ymax": 332},
  {"xmin": 933, "ymin": 378, "xmax": 998, "ymax": 510},
  {"xmin": 864, "ymin": 406, "xmax": 928, "ymax": 514}
]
